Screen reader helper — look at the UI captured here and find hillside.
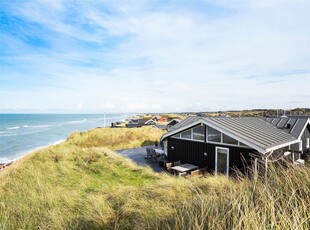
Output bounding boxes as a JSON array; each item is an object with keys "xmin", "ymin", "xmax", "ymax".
[{"xmin": 0, "ymin": 127, "xmax": 309, "ymax": 229}]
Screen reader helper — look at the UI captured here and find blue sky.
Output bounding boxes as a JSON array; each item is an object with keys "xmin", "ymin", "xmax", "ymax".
[{"xmin": 0, "ymin": 0, "xmax": 309, "ymax": 113}]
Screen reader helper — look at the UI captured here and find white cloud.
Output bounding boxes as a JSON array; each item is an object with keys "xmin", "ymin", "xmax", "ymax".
[
  {"xmin": 1, "ymin": 0, "xmax": 309, "ymax": 113},
  {"xmin": 77, "ymin": 103, "xmax": 85, "ymax": 110}
]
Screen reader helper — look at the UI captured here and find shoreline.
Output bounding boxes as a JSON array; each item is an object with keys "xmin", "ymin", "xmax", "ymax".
[
  {"xmin": 0, "ymin": 114, "xmax": 138, "ymax": 171},
  {"xmin": 0, "ymin": 139, "xmax": 66, "ymax": 172}
]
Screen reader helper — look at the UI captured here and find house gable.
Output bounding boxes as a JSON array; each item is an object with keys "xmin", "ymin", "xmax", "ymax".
[{"xmin": 162, "ymin": 117, "xmax": 299, "ymax": 154}]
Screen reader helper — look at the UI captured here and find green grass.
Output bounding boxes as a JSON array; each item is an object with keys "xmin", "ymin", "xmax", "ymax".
[{"xmin": 0, "ymin": 127, "xmax": 309, "ymax": 229}]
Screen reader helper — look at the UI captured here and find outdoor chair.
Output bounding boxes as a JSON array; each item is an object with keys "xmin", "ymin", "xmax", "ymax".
[
  {"xmin": 178, "ymin": 172, "xmax": 187, "ymax": 177},
  {"xmin": 157, "ymin": 154, "xmax": 166, "ymax": 161},
  {"xmin": 190, "ymin": 169, "xmax": 200, "ymax": 177},
  {"xmin": 144, "ymin": 148, "xmax": 152, "ymax": 160},
  {"xmin": 165, "ymin": 162, "xmax": 173, "ymax": 173},
  {"xmin": 198, "ymin": 167, "xmax": 208, "ymax": 175},
  {"xmin": 150, "ymin": 149, "xmax": 159, "ymax": 162}
]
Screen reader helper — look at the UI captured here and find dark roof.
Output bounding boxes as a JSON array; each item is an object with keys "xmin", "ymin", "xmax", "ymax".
[
  {"xmin": 168, "ymin": 116, "xmax": 199, "ymax": 131},
  {"xmin": 129, "ymin": 119, "xmax": 154, "ymax": 124},
  {"xmin": 126, "ymin": 123, "xmax": 141, "ymax": 128},
  {"xmin": 129, "ymin": 119, "xmax": 139, "ymax": 123},
  {"xmin": 138, "ymin": 119, "xmax": 149, "ymax": 124},
  {"xmin": 162, "ymin": 116, "xmax": 300, "ymax": 154},
  {"xmin": 154, "ymin": 124, "xmax": 167, "ymax": 130},
  {"xmin": 166, "ymin": 119, "xmax": 180, "ymax": 125},
  {"xmin": 264, "ymin": 116, "xmax": 310, "ymax": 138}
]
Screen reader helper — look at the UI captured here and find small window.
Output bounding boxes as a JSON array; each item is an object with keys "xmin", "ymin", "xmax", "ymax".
[
  {"xmin": 181, "ymin": 130, "xmax": 192, "ymax": 139},
  {"xmin": 223, "ymin": 134, "xmax": 238, "ymax": 145},
  {"xmin": 208, "ymin": 126, "xmax": 221, "ymax": 142},
  {"xmin": 307, "ymin": 138, "xmax": 309, "ymax": 148},
  {"xmin": 299, "ymin": 140, "xmax": 303, "ymax": 151},
  {"xmin": 239, "ymin": 142, "xmax": 247, "ymax": 146},
  {"xmin": 193, "ymin": 126, "xmax": 205, "ymax": 141},
  {"xmin": 173, "ymin": 133, "xmax": 181, "ymax": 138}
]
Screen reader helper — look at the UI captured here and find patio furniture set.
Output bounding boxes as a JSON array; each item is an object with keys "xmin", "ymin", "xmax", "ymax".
[
  {"xmin": 145, "ymin": 147, "xmax": 207, "ymax": 177},
  {"xmin": 144, "ymin": 147, "xmax": 166, "ymax": 162},
  {"xmin": 164, "ymin": 161, "xmax": 207, "ymax": 177}
]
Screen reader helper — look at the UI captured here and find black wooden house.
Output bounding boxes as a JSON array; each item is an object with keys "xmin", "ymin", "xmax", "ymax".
[{"xmin": 161, "ymin": 116, "xmax": 310, "ymax": 176}]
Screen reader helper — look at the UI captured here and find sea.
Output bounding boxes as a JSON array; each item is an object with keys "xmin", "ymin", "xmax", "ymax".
[{"xmin": 0, "ymin": 114, "xmax": 133, "ymax": 163}]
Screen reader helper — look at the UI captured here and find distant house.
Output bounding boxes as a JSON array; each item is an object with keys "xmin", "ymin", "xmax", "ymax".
[
  {"xmin": 166, "ymin": 119, "xmax": 180, "ymax": 130},
  {"xmin": 151, "ymin": 116, "xmax": 161, "ymax": 122},
  {"xmin": 126, "ymin": 118, "xmax": 156, "ymax": 128},
  {"xmin": 264, "ymin": 116, "xmax": 310, "ymax": 153},
  {"xmin": 128, "ymin": 119, "xmax": 139, "ymax": 124},
  {"xmin": 161, "ymin": 116, "xmax": 310, "ymax": 176},
  {"xmin": 151, "ymin": 119, "xmax": 181, "ymax": 130},
  {"xmin": 153, "ymin": 124, "xmax": 167, "ymax": 130}
]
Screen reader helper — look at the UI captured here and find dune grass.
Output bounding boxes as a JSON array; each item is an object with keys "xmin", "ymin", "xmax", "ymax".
[
  {"xmin": 0, "ymin": 127, "xmax": 309, "ymax": 229},
  {"xmin": 67, "ymin": 126, "xmax": 165, "ymax": 150}
]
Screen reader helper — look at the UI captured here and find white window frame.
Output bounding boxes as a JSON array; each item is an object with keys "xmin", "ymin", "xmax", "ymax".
[
  {"xmin": 215, "ymin": 147, "xmax": 229, "ymax": 176},
  {"xmin": 222, "ymin": 133, "xmax": 238, "ymax": 145},
  {"xmin": 172, "ymin": 126, "xmax": 205, "ymax": 142},
  {"xmin": 307, "ymin": 138, "xmax": 309, "ymax": 148},
  {"xmin": 180, "ymin": 129, "xmax": 192, "ymax": 140},
  {"xmin": 192, "ymin": 126, "xmax": 205, "ymax": 141},
  {"xmin": 206, "ymin": 126, "xmax": 251, "ymax": 149},
  {"xmin": 171, "ymin": 125, "xmax": 252, "ymax": 149},
  {"xmin": 299, "ymin": 140, "xmax": 303, "ymax": 151},
  {"xmin": 207, "ymin": 126, "xmax": 222, "ymax": 143}
]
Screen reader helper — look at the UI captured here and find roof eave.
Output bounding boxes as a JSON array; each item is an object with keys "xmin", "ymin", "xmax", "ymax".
[
  {"xmin": 161, "ymin": 118, "xmax": 205, "ymax": 141},
  {"xmin": 263, "ymin": 139, "xmax": 299, "ymax": 154}
]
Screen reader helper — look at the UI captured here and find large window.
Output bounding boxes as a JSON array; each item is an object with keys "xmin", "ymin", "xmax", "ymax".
[
  {"xmin": 223, "ymin": 134, "xmax": 238, "ymax": 145},
  {"xmin": 171, "ymin": 124, "xmax": 249, "ymax": 148},
  {"xmin": 193, "ymin": 126, "xmax": 205, "ymax": 141},
  {"xmin": 181, "ymin": 130, "xmax": 192, "ymax": 139},
  {"xmin": 172, "ymin": 125, "xmax": 205, "ymax": 142},
  {"xmin": 208, "ymin": 127, "xmax": 221, "ymax": 142}
]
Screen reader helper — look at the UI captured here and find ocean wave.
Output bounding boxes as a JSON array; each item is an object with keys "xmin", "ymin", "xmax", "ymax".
[
  {"xmin": 65, "ymin": 119, "xmax": 88, "ymax": 124},
  {"xmin": 0, "ymin": 129, "xmax": 49, "ymax": 137},
  {"xmin": 23, "ymin": 125, "xmax": 28, "ymax": 128},
  {"xmin": 7, "ymin": 126, "xmax": 20, "ymax": 130},
  {"xmin": 29, "ymin": 124, "xmax": 54, "ymax": 128}
]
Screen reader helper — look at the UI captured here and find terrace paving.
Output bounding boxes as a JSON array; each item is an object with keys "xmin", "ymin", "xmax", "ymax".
[{"xmin": 117, "ymin": 145, "xmax": 164, "ymax": 172}]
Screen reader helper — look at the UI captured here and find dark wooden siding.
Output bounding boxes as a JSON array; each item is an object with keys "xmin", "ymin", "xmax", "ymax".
[
  {"xmin": 291, "ymin": 143, "xmax": 299, "ymax": 152},
  {"xmin": 167, "ymin": 138, "xmax": 255, "ymax": 173}
]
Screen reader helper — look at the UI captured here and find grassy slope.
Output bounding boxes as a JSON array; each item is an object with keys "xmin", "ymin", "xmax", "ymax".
[
  {"xmin": 67, "ymin": 127, "xmax": 164, "ymax": 150},
  {"xmin": 1, "ymin": 127, "xmax": 310, "ymax": 229}
]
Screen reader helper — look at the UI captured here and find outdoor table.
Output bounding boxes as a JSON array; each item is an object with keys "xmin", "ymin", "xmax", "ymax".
[
  {"xmin": 154, "ymin": 149, "xmax": 165, "ymax": 155},
  {"xmin": 171, "ymin": 163, "xmax": 198, "ymax": 174}
]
